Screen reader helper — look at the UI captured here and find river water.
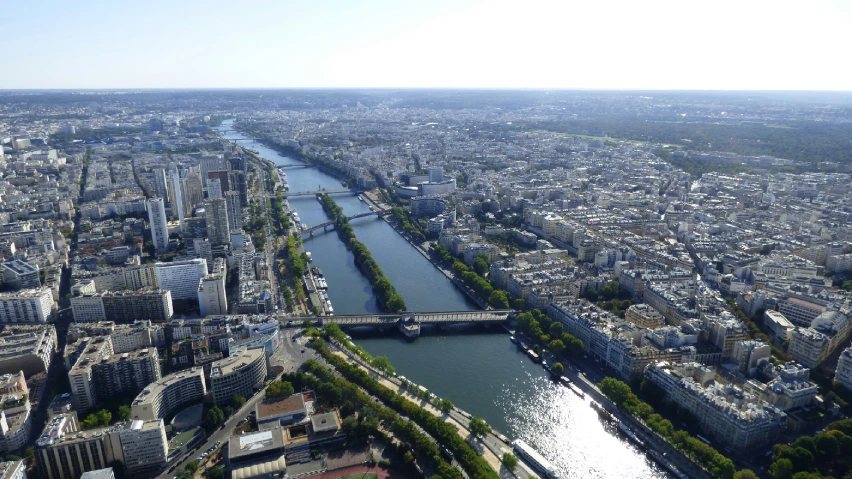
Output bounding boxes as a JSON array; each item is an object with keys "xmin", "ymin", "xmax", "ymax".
[{"xmin": 218, "ymin": 120, "xmax": 668, "ymax": 479}]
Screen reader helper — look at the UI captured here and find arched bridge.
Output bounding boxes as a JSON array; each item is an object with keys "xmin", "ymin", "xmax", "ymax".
[
  {"xmin": 282, "ymin": 189, "xmax": 352, "ymax": 198},
  {"xmin": 302, "ymin": 209, "xmax": 391, "ymax": 235},
  {"xmin": 315, "ymin": 310, "xmax": 515, "ymax": 327}
]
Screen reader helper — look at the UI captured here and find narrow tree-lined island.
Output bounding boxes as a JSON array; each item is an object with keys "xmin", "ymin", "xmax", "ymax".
[{"xmin": 320, "ymin": 194, "xmax": 407, "ymax": 312}]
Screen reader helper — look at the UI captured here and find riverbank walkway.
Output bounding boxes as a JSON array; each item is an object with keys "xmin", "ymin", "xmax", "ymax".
[{"xmin": 327, "ymin": 341, "xmax": 532, "ymax": 479}]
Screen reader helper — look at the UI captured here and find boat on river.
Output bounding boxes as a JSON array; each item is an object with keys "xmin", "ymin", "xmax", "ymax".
[
  {"xmin": 510, "ymin": 335, "xmax": 517, "ymax": 344},
  {"xmin": 512, "ymin": 439, "xmax": 558, "ymax": 479},
  {"xmin": 618, "ymin": 421, "xmax": 645, "ymax": 449},
  {"xmin": 568, "ymin": 383, "xmax": 585, "ymax": 398},
  {"xmin": 647, "ymin": 449, "xmax": 688, "ymax": 478}
]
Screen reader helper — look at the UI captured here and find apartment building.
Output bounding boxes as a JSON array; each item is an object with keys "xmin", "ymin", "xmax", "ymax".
[
  {"xmin": 90, "ymin": 349, "xmax": 161, "ymax": 401},
  {"xmin": 210, "ymin": 347, "xmax": 266, "ymax": 406},
  {"xmin": 131, "ymin": 367, "xmax": 206, "ymax": 420},
  {"xmin": 147, "ymin": 197, "xmax": 169, "ymax": 253},
  {"xmin": 0, "ymin": 287, "xmax": 55, "ymax": 323},
  {"xmin": 625, "ymin": 303, "xmax": 665, "ymax": 329},
  {"xmin": 0, "ymin": 260, "xmax": 40, "ymax": 290},
  {"xmin": 155, "ymin": 258, "xmax": 207, "ymax": 300},
  {"xmin": 35, "ymin": 415, "xmax": 123, "ymax": 479},
  {"xmin": 0, "ymin": 324, "xmax": 57, "ymax": 376},
  {"xmin": 788, "ymin": 309, "xmax": 852, "ymax": 368},
  {"xmin": 102, "ymin": 288, "xmax": 173, "ymax": 323},
  {"xmin": 117, "ymin": 419, "xmax": 168, "ymax": 476},
  {"xmin": 836, "ymin": 347, "xmax": 852, "ymax": 392},
  {"xmin": 198, "ymin": 273, "xmax": 227, "ymax": 317},
  {"xmin": 645, "ymin": 362, "xmax": 786, "ymax": 449}
]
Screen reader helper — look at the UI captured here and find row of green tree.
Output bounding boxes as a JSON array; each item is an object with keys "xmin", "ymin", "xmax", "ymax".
[
  {"xmin": 432, "ymin": 244, "xmax": 514, "ymax": 309},
  {"xmin": 270, "ymin": 190, "xmax": 291, "ymax": 236},
  {"xmin": 202, "ymin": 395, "xmax": 246, "ymax": 432},
  {"xmin": 516, "ymin": 310, "xmax": 584, "ymax": 358},
  {"xmin": 286, "ymin": 235, "xmax": 306, "ymax": 278},
  {"xmin": 79, "ymin": 397, "xmax": 134, "ymax": 429},
  {"xmin": 599, "ymin": 377, "xmax": 737, "ymax": 479},
  {"xmin": 320, "ymin": 195, "xmax": 406, "ymax": 312},
  {"xmin": 767, "ymin": 417, "xmax": 852, "ymax": 479},
  {"xmin": 311, "ymin": 338, "xmax": 500, "ymax": 479},
  {"xmin": 391, "ymin": 206, "xmax": 427, "ymax": 242},
  {"xmin": 299, "ymin": 359, "xmax": 462, "ymax": 479}
]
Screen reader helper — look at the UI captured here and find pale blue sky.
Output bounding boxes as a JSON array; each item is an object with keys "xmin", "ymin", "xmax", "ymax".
[{"xmin": 2, "ymin": 0, "xmax": 851, "ymax": 90}]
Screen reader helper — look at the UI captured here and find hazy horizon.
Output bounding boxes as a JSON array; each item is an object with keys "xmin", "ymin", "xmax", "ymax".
[{"xmin": 4, "ymin": 0, "xmax": 851, "ymax": 91}]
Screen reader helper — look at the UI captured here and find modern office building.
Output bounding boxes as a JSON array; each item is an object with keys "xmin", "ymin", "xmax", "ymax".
[
  {"xmin": 131, "ymin": 367, "xmax": 206, "ymax": 420},
  {"xmin": 210, "ymin": 347, "xmax": 266, "ymax": 406},
  {"xmin": 227, "ymin": 427, "xmax": 287, "ymax": 478},
  {"xmin": 198, "ymin": 273, "xmax": 227, "ymax": 317},
  {"xmin": 155, "ymin": 259, "xmax": 208, "ymax": 300},
  {"xmin": 147, "ymin": 197, "xmax": 169, "ymax": 253},
  {"xmin": 0, "ymin": 288, "xmax": 55, "ymax": 323},
  {"xmin": 204, "ymin": 198, "xmax": 231, "ymax": 246},
  {"xmin": 409, "ymin": 196, "xmax": 447, "ymax": 218}
]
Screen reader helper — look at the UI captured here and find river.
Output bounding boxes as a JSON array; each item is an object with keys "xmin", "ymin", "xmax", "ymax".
[{"xmin": 217, "ymin": 120, "xmax": 669, "ymax": 479}]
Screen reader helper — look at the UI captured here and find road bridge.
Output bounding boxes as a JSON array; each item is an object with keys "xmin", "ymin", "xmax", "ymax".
[
  {"xmin": 316, "ymin": 310, "xmax": 515, "ymax": 327},
  {"xmin": 278, "ymin": 164, "xmax": 314, "ymax": 170},
  {"xmin": 282, "ymin": 189, "xmax": 352, "ymax": 198},
  {"xmin": 302, "ymin": 209, "xmax": 391, "ymax": 235}
]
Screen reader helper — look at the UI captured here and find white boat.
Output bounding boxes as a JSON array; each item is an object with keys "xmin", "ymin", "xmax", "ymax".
[
  {"xmin": 512, "ymin": 439, "xmax": 558, "ymax": 479},
  {"xmin": 306, "ymin": 252, "xmax": 312, "ymax": 261},
  {"xmin": 618, "ymin": 421, "xmax": 645, "ymax": 448},
  {"xmin": 569, "ymin": 383, "xmax": 585, "ymax": 398}
]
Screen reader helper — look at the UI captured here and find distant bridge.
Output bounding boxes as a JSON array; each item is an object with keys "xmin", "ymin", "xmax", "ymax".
[
  {"xmin": 302, "ymin": 209, "xmax": 391, "ymax": 235},
  {"xmin": 278, "ymin": 164, "xmax": 314, "ymax": 170},
  {"xmin": 282, "ymin": 189, "xmax": 352, "ymax": 198},
  {"xmin": 317, "ymin": 310, "xmax": 515, "ymax": 327}
]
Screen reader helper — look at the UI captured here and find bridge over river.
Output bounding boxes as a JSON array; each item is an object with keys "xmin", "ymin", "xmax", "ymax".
[
  {"xmin": 282, "ymin": 189, "xmax": 352, "ymax": 198},
  {"xmin": 279, "ymin": 310, "xmax": 515, "ymax": 338},
  {"xmin": 302, "ymin": 209, "xmax": 391, "ymax": 235},
  {"xmin": 318, "ymin": 310, "xmax": 515, "ymax": 337}
]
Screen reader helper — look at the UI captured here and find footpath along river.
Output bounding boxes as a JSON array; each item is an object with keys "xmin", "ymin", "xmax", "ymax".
[{"xmin": 218, "ymin": 120, "xmax": 669, "ymax": 478}]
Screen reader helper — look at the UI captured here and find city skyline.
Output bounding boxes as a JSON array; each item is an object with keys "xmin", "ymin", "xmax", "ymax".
[{"xmin": 3, "ymin": 0, "xmax": 851, "ymax": 91}]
